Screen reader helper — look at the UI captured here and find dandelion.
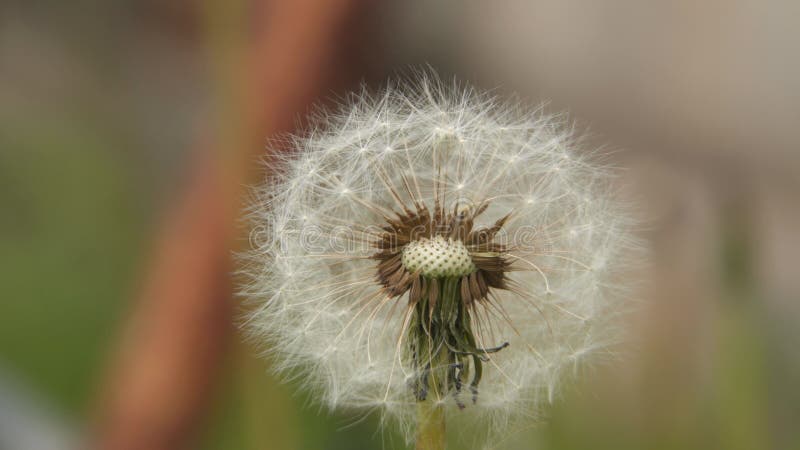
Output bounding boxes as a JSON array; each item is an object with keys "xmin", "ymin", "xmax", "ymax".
[{"xmin": 241, "ymin": 73, "xmax": 641, "ymax": 449}]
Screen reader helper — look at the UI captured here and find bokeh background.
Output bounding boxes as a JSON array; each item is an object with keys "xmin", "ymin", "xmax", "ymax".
[{"xmin": 1, "ymin": 0, "xmax": 798, "ymax": 449}]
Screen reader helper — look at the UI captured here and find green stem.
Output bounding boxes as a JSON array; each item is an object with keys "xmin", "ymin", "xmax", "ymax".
[
  {"xmin": 414, "ymin": 279, "xmax": 452, "ymax": 450},
  {"xmin": 416, "ymin": 398, "xmax": 446, "ymax": 450}
]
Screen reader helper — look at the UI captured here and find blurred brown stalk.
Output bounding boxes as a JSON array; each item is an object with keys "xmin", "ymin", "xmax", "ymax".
[{"xmin": 90, "ymin": 1, "xmax": 371, "ymax": 449}]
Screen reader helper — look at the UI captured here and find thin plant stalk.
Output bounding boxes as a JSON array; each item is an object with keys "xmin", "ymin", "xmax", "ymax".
[{"xmin": 416, "ymin": 400, "xmax": 445, "ymax": 450}]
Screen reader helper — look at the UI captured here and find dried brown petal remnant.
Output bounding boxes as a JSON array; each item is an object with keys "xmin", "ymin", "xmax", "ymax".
[{"xmin": 372, "ymin": 181, "xmax": 512, "ymax": 407}]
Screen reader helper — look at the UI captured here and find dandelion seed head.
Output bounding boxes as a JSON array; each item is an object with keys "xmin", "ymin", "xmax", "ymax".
[{"xmin": 240, "ymin": 73, "xmax": 642, "ymax": 445}]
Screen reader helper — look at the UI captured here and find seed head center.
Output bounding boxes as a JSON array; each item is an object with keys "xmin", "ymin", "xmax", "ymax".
[{"xmin": 401, "ymin": 236, "xmax": 476, "ymax": 278}]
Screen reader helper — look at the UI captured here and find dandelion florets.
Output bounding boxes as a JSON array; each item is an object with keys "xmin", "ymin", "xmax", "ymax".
[{"xmin": 241, "ymin": 73, "xmax": 641, "ymax": 446}]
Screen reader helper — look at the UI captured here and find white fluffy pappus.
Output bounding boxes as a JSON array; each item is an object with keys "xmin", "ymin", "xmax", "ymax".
[{"xmin": 240, "ymin": 74, "xmax": 642, "ymax": 446}]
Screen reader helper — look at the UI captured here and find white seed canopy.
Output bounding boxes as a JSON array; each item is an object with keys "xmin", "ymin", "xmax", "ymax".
[{"xmin": 241, "ymin": 74, "xmax": 642, "ymax": 447}]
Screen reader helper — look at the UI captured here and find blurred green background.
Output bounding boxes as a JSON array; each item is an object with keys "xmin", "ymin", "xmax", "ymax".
[{"xmin": 1, "ymin": 1, "xmax": 798, "ymax": 449}]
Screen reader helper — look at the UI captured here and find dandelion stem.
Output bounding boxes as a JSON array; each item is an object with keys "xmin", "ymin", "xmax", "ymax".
[
  {"xmin": 413, "ymin": 279, "xmax": 454, "ymax": 450},
  {"xmin": 416, "ymin": 390, "xmax": 446, "ymax": 450}
]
